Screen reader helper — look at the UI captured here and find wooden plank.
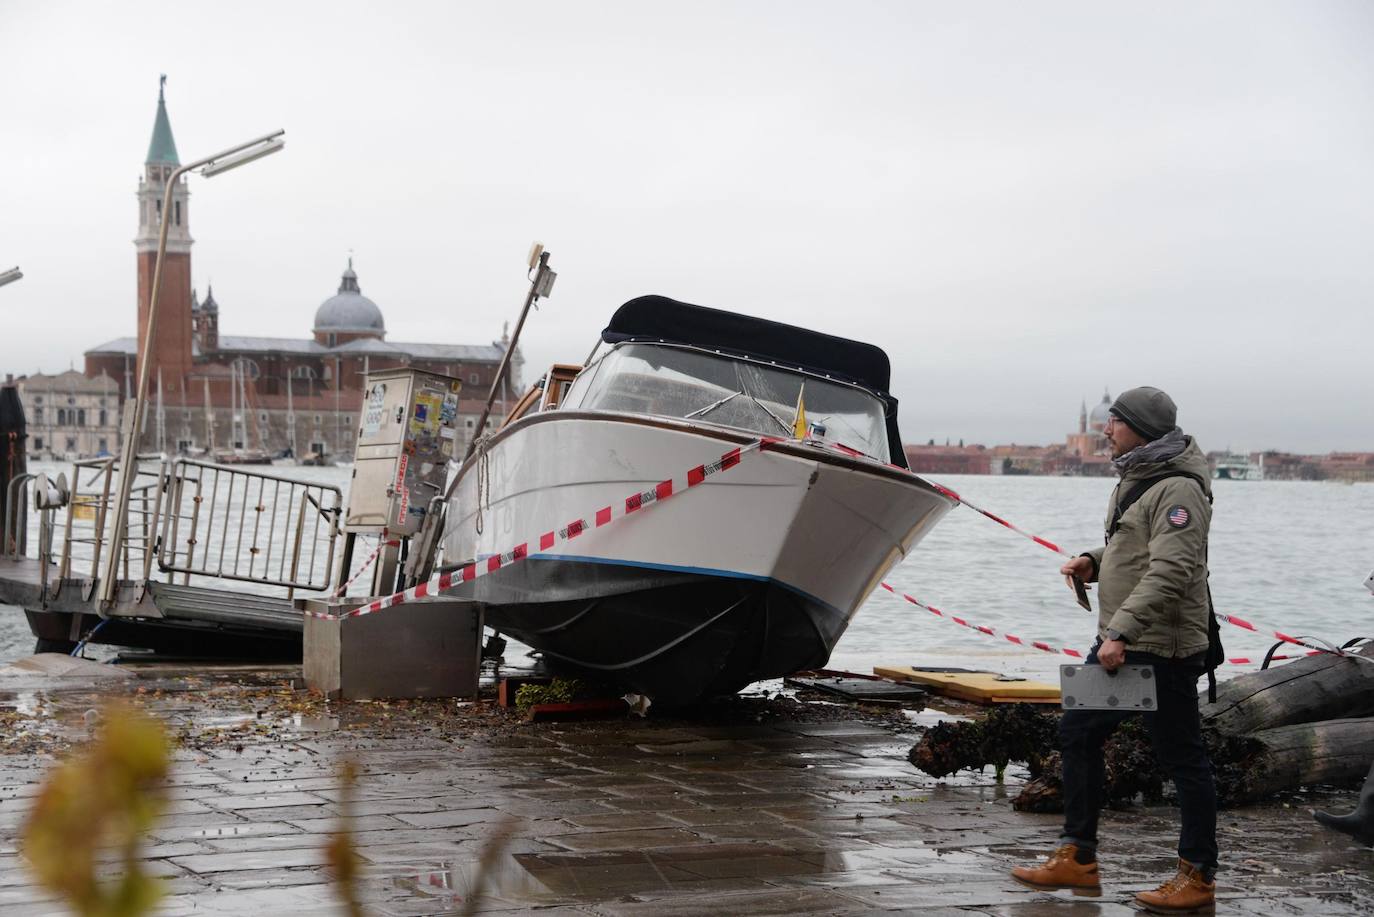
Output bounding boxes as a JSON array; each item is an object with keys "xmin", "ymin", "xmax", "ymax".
[
  {"xmin": 875, "ymin": 665, "xmax": 1060, "ymax": 705},
  {"xmin": 785, "ymin": 675, "xmax": 927, "ymax": 703}
]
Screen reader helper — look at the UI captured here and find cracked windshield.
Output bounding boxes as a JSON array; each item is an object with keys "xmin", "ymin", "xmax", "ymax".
[{"xmin": 571, "ymin": 343, "xmax": 889, "ymax": 459}]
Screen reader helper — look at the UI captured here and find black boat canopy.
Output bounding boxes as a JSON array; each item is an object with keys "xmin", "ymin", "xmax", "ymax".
[{"xmin": 601, "ymin": 295, "xmax": 909, "ymax": 468}]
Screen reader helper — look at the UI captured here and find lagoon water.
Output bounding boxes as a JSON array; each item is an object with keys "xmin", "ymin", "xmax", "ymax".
[{"xmin": 3, "ymin": 463, "xmax": 1370, "ymax": 682}]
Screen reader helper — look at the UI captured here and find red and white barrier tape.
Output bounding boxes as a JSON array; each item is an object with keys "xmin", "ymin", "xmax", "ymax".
[
  {"xmin": 335, "ymin": 531, "xmax": 401, "ymax": 598},
  {"xmin": 307, "ymin": 438, "xmax": 773, "ymax": 621},
  {"xmin": 877, "ymin": 583, "xmax": 1318, "ymax": 666},
  {"xmin": 927, "ymin": 478, "xmax": 1363, "ymax": 660},
  {"xmin": 925, "ymin": 480, "xmax": 1072, "ymax": 558}
]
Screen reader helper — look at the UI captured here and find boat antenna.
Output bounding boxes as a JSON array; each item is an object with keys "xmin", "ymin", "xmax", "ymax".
[{"xmin": 443, "ymin": 243, "xmax": 556, "ymax": 500}]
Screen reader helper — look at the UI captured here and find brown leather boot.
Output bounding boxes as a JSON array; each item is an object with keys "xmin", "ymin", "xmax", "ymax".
[
  {"xmin": 1010, "ymin": 843, "xmax": 1101, "ymax": 895},
  {"xmin": 1135, "ymin": 859, "xmax": 1216, "ymax": 913}
]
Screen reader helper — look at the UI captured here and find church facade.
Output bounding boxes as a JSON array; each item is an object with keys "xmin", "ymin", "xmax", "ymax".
[{"xmin": 74, "ymin": 81, "xmax": 517, "ymax": 461}]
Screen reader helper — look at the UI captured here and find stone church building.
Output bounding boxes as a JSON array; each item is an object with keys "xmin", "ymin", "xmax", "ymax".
[{"xmin": 77, "ymin": 80, "xmax": 517, "ymax": 461}]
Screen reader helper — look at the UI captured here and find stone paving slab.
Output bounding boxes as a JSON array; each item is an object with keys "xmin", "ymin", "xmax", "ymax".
[{"xmin": 1, "ymin": 661, "xmax": 1372, "ymax": 914}]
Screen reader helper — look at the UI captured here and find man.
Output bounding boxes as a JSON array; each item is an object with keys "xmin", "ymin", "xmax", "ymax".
[{"xmin": 1011, "ymin": 386, "xmax": 1218, "ymax": 912}]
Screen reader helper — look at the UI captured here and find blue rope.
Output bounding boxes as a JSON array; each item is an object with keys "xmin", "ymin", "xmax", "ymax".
[{"xmin": 70, "ymin": 618, "xmax": 110, "ymax": 657}]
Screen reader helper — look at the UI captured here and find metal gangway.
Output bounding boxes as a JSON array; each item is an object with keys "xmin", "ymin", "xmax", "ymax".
[{"xmin": 2, "ymin": 456, "xmax": 343, "ymax": 655}]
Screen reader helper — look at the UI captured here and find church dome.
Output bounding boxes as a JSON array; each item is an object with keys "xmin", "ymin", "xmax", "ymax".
[
  {"xmin": 1088, "ymin": 389, "xmax": 1113, "ymax": 432},
  {"xmin": 314, "ymin": 260, "xmax": 385, "ymax": 336}
]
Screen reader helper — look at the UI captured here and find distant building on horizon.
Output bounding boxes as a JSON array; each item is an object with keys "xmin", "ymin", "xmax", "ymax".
[
  {"xmin": 15, "ymin": 370, "xmax": 121, "ymax": 459},
  {"xmin": 904, "ymin": 391, "xmax": 1114, "ymax": 476}
]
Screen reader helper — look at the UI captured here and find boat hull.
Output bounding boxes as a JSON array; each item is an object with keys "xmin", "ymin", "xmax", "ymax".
[{"xmin": 441, "ymin": 412, "xmax": 954, "ymax": 704}]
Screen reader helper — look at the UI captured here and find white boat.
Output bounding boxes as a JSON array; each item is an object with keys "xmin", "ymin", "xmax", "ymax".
[
  {"xmin": 1213, "ymin": 452, "xmax": 1264, "ymax": 481},
  {"xmin": 440, "ymin": 296, "xmax": 956, "ymax": 705}
]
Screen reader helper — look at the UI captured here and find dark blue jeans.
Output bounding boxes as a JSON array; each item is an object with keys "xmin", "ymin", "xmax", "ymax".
[{"xmin": 1058, "ymin": 645, "xmax": 1218, "ymax": 872}]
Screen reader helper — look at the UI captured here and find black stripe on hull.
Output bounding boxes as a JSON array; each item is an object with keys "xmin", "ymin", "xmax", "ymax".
[{"xmin": 479, "ymin": 559, "xmax": 850, "ymax": 707}]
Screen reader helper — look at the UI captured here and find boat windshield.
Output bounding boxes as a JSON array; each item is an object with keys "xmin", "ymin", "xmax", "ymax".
[{"xmin": 562, "ymin": 343, "xmax": 890, "ymax": 460}]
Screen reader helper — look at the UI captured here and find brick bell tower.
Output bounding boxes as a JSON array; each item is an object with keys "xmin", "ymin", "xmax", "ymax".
[{"xmin": 134, "ymin": 76, "xmax": 194, "ymax": 405}]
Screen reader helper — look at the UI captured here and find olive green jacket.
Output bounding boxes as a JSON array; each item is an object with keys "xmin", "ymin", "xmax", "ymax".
[{"xmin": 1083, "ymin": 437, "xmax": 1212, "ymax": 658}]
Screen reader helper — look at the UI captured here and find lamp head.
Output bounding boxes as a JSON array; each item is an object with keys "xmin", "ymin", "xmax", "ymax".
[{"xmin": 201, "ymin": 136, "xmax": 285, "ymax": 178}]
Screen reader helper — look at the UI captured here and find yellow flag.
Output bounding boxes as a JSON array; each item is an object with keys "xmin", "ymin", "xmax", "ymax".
[{"xmin": 793, "ymin": 384, "xmax": 807, "ymax": 439}]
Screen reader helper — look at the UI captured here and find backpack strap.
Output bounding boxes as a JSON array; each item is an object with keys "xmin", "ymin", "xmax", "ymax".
[{"xmin": 1106, "ymin": 470, "xmax": 1211, "ymax": 542}]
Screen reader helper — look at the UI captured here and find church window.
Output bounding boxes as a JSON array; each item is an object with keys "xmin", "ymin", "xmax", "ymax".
[
  {"xmin": 99, "ymin": 410, "xmax": 107, "ymax": 426},
  {"xmin": 175, "ymin": 440, "xmax": 190, "ymax": 453},
  {"xmin": 100, "ymin": 439, "xmax": 110, "ymax": 453},
  {"xmin": 67, "ymin": 396, "xmax": 75, "ymax": 405},
  {"xmin": 66, "ymin": 437, "xmax": 77, "ymax": 452},
  {"xmin": 469, "ymin": 373, "xmax": 480, "ymax": 385},
  {"xmin": 33, "ymin": 395, "xmax": 42, "ymax": 404},
  {"xmin": 34, "ymin": 437, "xmax": 43, "ymax": 450},
  {"xmin": 314, "ymin": 414, "xmax": 323, "ymax": 425},
  {"xmin": 310, "ymin": 442, "xmax": 327, "ymax": 457},
  {"xmin": 259, "ymin": 412, "xmax": 268, "ymax": 424},
  {"xmin": 57, "ymin": 409, "xmax": 67, "ymax": 425},
  {"xmin": 77, "ymin": 409, "xmax": 86, "ymax": 426},
  {"xmin": 33, "ymin": 407, "xmax": 42, "ymax": 423},
  {"xmin": 174, "ymin": 201, "xmax": 181, "ymax": 225}
]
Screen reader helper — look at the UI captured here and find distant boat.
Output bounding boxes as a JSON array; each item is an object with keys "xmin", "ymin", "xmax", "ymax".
[
  {"xmin": 214, "ymin": 449, "xmax": 273, "ymax": 466},
  {"xmin": 1213, "ymin": 453, "xmax": 1264, "ymax": 481}
]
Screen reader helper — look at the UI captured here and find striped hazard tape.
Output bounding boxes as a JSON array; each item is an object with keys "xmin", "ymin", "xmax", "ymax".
[
  {"xmin": 877, "ymin": 583, "xmax": 1320, "ymax": 667},
  {"xmin": 924, "ymin": 476, "xmax": 1366, "ymax": 662},
  {"xmin": 307, "ymin": 438, "xmax": 774, "ymax": 621},
  {"xmin": 924, "ymin": 480, "xmax": 1072, "ymax": 557},
  {"xmin": 335, "ymin": 530, "xmax": 400, "ymax": 598}
]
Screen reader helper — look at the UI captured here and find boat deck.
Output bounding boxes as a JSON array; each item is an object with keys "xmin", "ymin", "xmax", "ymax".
[{"xmin": 1, "ymin": 556, "xmax": 310, "ymax": 661}]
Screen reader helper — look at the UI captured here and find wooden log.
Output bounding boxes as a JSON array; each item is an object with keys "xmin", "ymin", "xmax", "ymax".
[
  {"xmin": 1013, "ymin": 715, "xmax": 1374, "ymax": 811},
  {"xmin": 1202, "ymin": 641, "xmax": 1374, "ymax": 735},
  {"xmin": 1224, "ymin": 717, "xmax": 1374, "ymax": 802}
]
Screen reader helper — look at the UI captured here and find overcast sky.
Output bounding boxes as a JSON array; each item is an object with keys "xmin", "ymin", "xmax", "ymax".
[{"xmin": 2, "ymin": 1, "xmax": 1371, "ymax": 452}]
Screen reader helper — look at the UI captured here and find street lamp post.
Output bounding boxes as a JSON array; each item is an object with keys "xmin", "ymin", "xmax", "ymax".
[
  {"xmin": 99, "ymin": 131, "xmax": 285, "ymax": 606},
  {"xmin": 0, "ymin": 267, "xmax": 22, "ymax": 288}
]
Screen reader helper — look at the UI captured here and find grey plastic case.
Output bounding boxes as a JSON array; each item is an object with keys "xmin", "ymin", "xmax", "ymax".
[{"xmin": 1059, "ymin": 664, "xmax": 1158, "ymax": 711}]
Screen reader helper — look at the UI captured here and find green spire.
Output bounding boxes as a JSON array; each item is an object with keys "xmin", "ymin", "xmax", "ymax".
[{"xmin": 145, "ymin": 74, "xmax": 180, "ymax": 166}]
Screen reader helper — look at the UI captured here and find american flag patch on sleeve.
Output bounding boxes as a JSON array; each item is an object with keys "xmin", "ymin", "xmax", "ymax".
[{"xmin": 1167, "ymin": 505, "xmax": 1190, "ymax": 528}]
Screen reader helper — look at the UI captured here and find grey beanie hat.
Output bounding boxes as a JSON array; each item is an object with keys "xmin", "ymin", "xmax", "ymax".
[{"xmin": 1109, "ymin": 386, "xmax": 1177, "ymax": 441}]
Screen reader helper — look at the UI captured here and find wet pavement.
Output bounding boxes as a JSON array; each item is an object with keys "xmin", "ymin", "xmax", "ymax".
[{"xmin": 1, "ymin": 658, "xmax": 1372, "ymax": 915}]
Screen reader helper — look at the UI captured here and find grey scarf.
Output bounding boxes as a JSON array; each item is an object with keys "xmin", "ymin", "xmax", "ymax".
[{"xmin": 1113, "ymin": 428, "xmax": 1187, "ymax": 475}]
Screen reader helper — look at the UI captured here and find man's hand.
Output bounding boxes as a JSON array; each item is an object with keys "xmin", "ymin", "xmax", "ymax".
[
  {"xmin": 1060, "ymin": 555, "xmax": 1095, "ymax": 591},
  {"xmin": 1098, "ymin": 638, "xmax": 1127, "ymax": 672}
]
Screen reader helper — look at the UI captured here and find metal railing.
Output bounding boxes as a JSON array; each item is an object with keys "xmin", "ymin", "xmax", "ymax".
[
  {"xmin": 7, "ymin": 456, "xmax": 343, "ymax": 603},
  {"xmin": 157, "ymin": 459, "xmax": 342, "ymax": 596},
  {"xmin": 59, "ymin": 456, "xmax": 165, "ymax": 590}
]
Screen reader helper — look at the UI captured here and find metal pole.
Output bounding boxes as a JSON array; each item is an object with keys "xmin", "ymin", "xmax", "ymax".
[
  {"xmin": 100, "ymin": 131, "xmax": 283, "ymax": 606},
  {"xmin": 445, "ymin": 250, "xmax": 550, "ymax": 501}
]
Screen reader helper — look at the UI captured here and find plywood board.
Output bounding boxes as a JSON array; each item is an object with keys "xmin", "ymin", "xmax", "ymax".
[{"xmin": 874, "ymin": 665, "xmax": 1060, "ymax": 705}]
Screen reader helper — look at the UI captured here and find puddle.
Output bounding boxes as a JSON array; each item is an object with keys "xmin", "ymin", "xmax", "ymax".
[
  {"xmin": 389, "ymin": 857, "xmax": 561, "ymax": 908},
  {"xmin": 198, "ymin": 713, "xmax": 258, "ymax": 730},
  {"xmin": 292, "ymin": 714, "xmax": 340, "ymax": 732}
]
